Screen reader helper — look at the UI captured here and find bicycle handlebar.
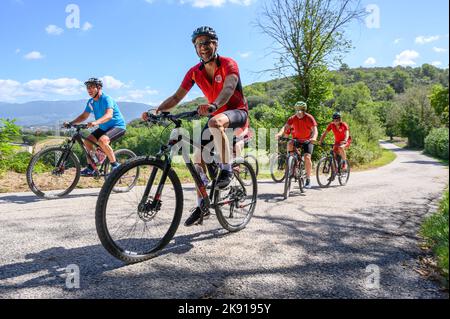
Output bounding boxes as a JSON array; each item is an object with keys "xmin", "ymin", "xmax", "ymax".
[
  {"xmin": 146, "ymin": 111, "xmax": 200, "ymax": 125},
  {"xmin": 279, "ymin": 137, "xmax": 313, "ymax": 145},
  {"xmin": 62, "ymin": 123, "xmax": 89, "ymax": 130}
]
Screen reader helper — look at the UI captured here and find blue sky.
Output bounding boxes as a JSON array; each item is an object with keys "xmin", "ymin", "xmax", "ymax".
[{"xmin": 0, "ymin": 0, "xmax": 448, "ymax": 104}]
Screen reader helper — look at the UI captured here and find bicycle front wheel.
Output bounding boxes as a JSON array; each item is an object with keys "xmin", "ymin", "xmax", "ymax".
[
  {"xmin": 26, "ymin": 146, "xmax": 80, "ymax": 199},
  {"xmin": 96, "ymin": 157, "xmax": 183, "ymax": 263},
  {"xmin": 270, "ymin": 153, "xmax": 286, "ymax": 183},
  {"xmin": 316, "ymin": 157, "xmax": 333, "ymax": 188},
  {"xmin": 338, "ymin": 160, "xmax": 351, "ymax": 186},
  {"xmin": 283, "ymin": 156, "xmax": 295, "ymax": 199},
  {"xmin": 214, "ymin": 159, "xmax": 257, "ymax": 232}
]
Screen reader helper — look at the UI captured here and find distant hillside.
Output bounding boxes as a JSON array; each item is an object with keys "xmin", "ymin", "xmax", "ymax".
[{"xmin": 0, "ymin": 100, "xmax": 153, "ymax": 127}]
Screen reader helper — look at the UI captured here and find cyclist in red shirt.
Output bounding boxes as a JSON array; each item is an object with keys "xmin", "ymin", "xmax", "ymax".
[
  {"xmin": 319, "ymin": 112, "xmax": 352, "ymax": 170},
  {"xmin": 276, "ymin": 101, "xmax": 318, "ymax": 189},
  {"xmin": 142, "ymin": 26, "xmax": 249, "ymax": 226}
]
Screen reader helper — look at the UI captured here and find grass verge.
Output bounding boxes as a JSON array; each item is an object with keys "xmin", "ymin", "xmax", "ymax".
[
  {"xmin": 352, "ymin": 148, "xmax": 397, "ymax": 172},
  {"xmin": 420, "ymin": 188, "xmax": 449, "ymax": 288}
]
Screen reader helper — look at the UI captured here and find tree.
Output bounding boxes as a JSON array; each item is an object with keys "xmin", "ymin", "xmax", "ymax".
[
  {"xmin": 389, "ymin": 69, "xmax": 411, "ymax": 93},
  {"xmin": 396, "ymin": 87, "xmax": 440, "ymax": 148},
  {"xmin": 256, "ymin": 0, "xmax": 366, "ymax": 112},
  {"xmin": 429, "ymin": 84, "xmax": 449, "ymax": 126}
]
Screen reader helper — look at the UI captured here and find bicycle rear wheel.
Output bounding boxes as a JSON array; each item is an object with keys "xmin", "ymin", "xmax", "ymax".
[
  {"xmin": 297, "ymin": 161, "xmax": 306, "ymax": 193},
  {"xmin": 338, "ymin": 160, "xmax": 351, "ymax": 186},
  {"xmin": 103, "ymin": 149, "xmax": 139, "ymax": 193},
  {"xmin": 214, "ymin": 159, "xmax": 257, "ymax": 232},
  {"xmin": 316, "ymin": 157, "xmax": 333, "ymax": 188},
  {"xmin": 270, "ymin": 153, "xmax": 286, "ymax": 183},
  {"xmin": 96, "ymin": 157, "xmax": 183, "ymax": 263},
  {"xmin": 26, "ymin": 146, "xmax": 80, "ymax": 199}
]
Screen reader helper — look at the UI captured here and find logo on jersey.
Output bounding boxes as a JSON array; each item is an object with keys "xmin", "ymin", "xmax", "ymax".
[
  {"xmin": 215, "ymin": 75, "xmax": 223, "ymax": 83},
  {"xmin": 88, "ymin": 100, "xmax": 94, "ymax": 112}
]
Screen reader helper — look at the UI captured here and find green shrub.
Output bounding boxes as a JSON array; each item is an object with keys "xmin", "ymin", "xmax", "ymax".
[
  {"xmin": 8, "ymin": 152, "xmax": 32, "ymax": 174},
  {"xmin": 425, "ymin": 128, "xmax": 449, "ymax": 160}
]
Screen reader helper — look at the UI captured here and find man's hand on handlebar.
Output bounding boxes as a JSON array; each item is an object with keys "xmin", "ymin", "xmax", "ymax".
[{"xmin": 198, "ymin": 103, "xmax": 217, "ymax": 116}]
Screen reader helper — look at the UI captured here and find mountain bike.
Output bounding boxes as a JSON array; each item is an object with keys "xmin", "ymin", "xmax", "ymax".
[
  {"xmin": 316, "ymin": 143, "xmax": 351, "ymax": 188},
  {"xmin": 26, "ymin": 124, "xmax": 139, "ymax": 199},
  {"xmin": 95, "ymin": 111, "xmax": 258, "ymax": 263},
  {"xmin": 280, "ymin": 137, "xmax": 309, "ymax": 199}
]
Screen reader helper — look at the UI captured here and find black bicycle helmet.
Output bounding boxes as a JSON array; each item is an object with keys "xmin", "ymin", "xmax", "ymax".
[
  {"xmin": 84, "ymin": 77, "xmax": 103, "ymax": 87},
  {"xmin": 191, "ymin": 26, "xmax": 218, "ymax": 44},
  {"xmin": 333, "ymin": 112, "xmax": 342, "ymax": 120}
]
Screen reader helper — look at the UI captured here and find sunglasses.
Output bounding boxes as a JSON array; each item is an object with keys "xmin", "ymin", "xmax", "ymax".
[{"xmin": 195, "ymin": 40, "xmax": 216, "ymax": 48}]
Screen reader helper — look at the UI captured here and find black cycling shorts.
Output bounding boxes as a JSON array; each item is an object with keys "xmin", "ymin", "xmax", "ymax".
[
  {"xmin": 91, "ymin": 127, "xmax": 126, "ymax": 143},
  {"xmin": 201, "ymin": 110, "xmax": 248, "ymax": 148},
  {"xmin": 293, "ymin": 140, "xmax": 314, "ymax": 155}
]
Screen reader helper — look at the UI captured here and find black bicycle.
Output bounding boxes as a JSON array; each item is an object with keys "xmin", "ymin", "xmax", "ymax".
[
  {"xmin": 95, "ymin": 111, "xmax": 258, "ymax": 263},
  {"xmin": 26, "ymin": 124, "xmax": 139, "ymax": 199},
  {"xmin": 280, "ymin": 137, "xmax": 308, "ymax": 199},
  {"xmin": 316, "ymin": 143, "xmax": 351, "ymax": 188}
]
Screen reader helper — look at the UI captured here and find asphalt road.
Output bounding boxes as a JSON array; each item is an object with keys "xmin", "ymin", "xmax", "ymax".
[{"xmin": 0, "ymin": 142, "xmax": 448, "ymax": 299}]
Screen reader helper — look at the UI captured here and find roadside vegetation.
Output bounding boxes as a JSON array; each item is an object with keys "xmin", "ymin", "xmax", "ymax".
[{"xmin": 421, "ymin": 188, "xmax": 449, "ymax": 288}]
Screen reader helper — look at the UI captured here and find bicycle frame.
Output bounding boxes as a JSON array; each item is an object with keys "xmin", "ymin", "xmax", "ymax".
[
  {"xmin": 139, "ymin": 112, "xmax": 249, "ymax": 214},
  {"xmin": 58, "ymin": 127, "xmax": 108, "ymax": 176}
]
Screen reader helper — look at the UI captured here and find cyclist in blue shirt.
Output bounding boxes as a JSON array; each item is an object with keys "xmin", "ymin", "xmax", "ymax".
[{"xmin": 67, "ymin": 78, "xmax": 126, "ymax": 176}]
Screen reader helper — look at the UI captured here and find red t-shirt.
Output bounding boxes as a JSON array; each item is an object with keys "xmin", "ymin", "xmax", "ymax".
[
  {"xmin": 286, "ymin": 113, "xmax": 317, "ymax": 140},
  {"xmin": 180, "ymin": 56, "xmax": 248, "ymax": 116},
  {"xmin": 327, "ymin": 122, "xmax": 350, "ymax": 143}
]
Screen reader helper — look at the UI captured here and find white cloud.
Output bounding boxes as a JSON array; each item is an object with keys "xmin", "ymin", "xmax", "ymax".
[
  {"xmin": 180, "ymin": 0, "xmax": 254, "ymax": 8},
  {"xmin": 82, "ymin": 22, "xmax": 93, "ymax": 31},
  {"xmin": 24, "ymin": 78, "xmax": 84, "ymax": 96},
  {"xmin": 24, "ymin": 51, "xmax": 45, "ymax": 60},
  {"xmin": 239, "ymin": 51, "xmax": 252, "ymax": 59},
  {"xmin": 15, "ymin": 49, "xmax": 21, "ymax": 54},
  {"xmin": 0, "ymin": 80, "xmax": 26, "ymax": 102},
  {"xmin": 431, "ymin": 61, "xmax": 442, "ymax": 67},
  {"xmin": 0, "ymin": 78, "xmax": 85, "ymax": 102},
  {"xmin": 46, "ymin": 25, "xmax": 64, "ymax": 36},
  {"xmin": 433, "ymin": 47, "xmax": 448, "ymax": 53},
  {"xmin": 393, "ymin": 50, "xmax": 420, "ymax": 66},
  {"xmin": 394, "ymin": 38, "xmax": 402, "ymax": 45},
  {"xmin": 101, "ymin": 76, "xmax": 126, "ymax": 90},
  {"xmin": 364, "ymin": 57, "xmax": 376, "ymax": 66},
  {"xmin": 118, "ymin": 88, "xmax": 159, "ymax": 102},
  {"xmin": 415, "ymin": 35, "xmax": 440, "ymax": 45}
]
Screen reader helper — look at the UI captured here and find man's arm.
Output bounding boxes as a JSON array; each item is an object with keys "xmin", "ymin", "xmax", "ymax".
[
  {"xmin": 70, "ymin": 112, "xmax": 90, "ymax": 125},
  {"xmin": 276, "ymin": 124, "xmax": 291, "ymax": 139},
  {"xmin": 341, "ymin": 130, "xmax": 350, "ymax": 145},
  {"xmin": 142, "ymin": 87, "xmax": 188, "ymax": 120},
  {"xmin": 88, "ymin": 109, "xmax": 113, "ymax": 128},
  {"xmin": 319, "ymin": 130, "xmax": 328, "ymax": 144},
  {"xmin": 213, "ymin": 74, "xmax": 239, "ymax": 108},
  {"xmin": 157, "ymin": 87, "xmax": 189, "ymax": 113},
  {"xmin": 310, "ymin": 126, "xmax": 318, "ymax": 142}
]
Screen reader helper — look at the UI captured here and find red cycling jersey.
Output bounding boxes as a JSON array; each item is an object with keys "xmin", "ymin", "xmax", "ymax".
[
  {"xmin": 326, "ymin": 122, "xmax": 350, "ymax": 144},
  {"xmin": 180, "ymin": 56, "xmax": 248, "ymax": 116},
  {"xmin": 286, "ymin": 113, "xmax": 318, "ymax": 140}
]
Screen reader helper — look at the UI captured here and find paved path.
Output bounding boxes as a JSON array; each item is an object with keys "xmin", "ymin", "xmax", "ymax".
[{"xmin": 0, "ymin": 142, "xmax": 448, "ymax": 299}]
